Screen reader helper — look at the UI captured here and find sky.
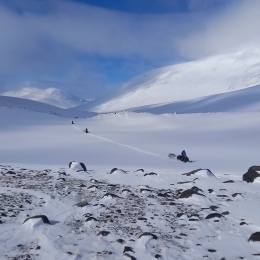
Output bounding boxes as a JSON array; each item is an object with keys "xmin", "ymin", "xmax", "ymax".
[{"xmin": 0, "ymin": 0, "xmax": 259, "ymax": 99}]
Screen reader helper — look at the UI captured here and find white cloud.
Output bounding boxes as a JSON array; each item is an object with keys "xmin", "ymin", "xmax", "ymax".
[
  {"xmin": 178, "ymin": 0, "xmax": 260, "ymax": 58},
  {"xmin": 0, "ymin": 0, "xmax": 259, "ymax": 96}
]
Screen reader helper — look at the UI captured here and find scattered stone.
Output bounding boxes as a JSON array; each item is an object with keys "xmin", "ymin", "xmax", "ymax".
[
  {"xmin": 232, "ymin": 193, "xmax": 242, "ymax": 197},
  {"xmin": 134, "ymin": 169, "xmax": 144, "ymax": 172},
  {"xmin": 205, "ymin": 213, "xmax": 223, "ymax": 219},
  {"xmin": 177, "ymin": 181, "xmax": 192, "ymax": 184},
  {"xmin": 123, "ymin": 246, "xmax": 135, "ymax": 253},
  {"xmin": 74, "ymin": 200, "xmax": 89, "ymax": 207},
  {"xmin": 138, "ymin": 232, "xmax": 158, "ymax": 240},
  {"xmin": 124, "ymin": 253, "xmax": 137, "ymax": 260},
  {"xmin": 85, "ymin": 217, "xmax": 98, "ymax": 222},
  {"xmin": 117, "ymin": 239, "xmax": 125, "ymax": 244},
  {"xmin": 179, "ymin": 186, "xmax": 205, "ymax": 198},
  {"xmin": 23, "ymin": 215, "xmax": 50, "ymax": 224},
  {"xmin": 248, "ymin": 232, "xmax": 260, "ymax": 242},
  {"xmin": 144, "ymin": 172, "xmax": 157, "ymax": 176},
  {"xmin": 221, "ymin": 211, "xmax": 230, "ymax": 215},
  {"xmin": 223, "ymin": 180, "xmax": 234, "ymax": 183},
  {"xmin": 97, "ymin": 231, "xmax": 110, "ymax": 236},
  {"xmin": 243, "ymin": 166, "xmax": 260, "ymax": 183}
]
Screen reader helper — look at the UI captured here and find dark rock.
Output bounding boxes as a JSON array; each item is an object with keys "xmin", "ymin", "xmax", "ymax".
[
  {"xmin": 97, "ymin": 231, "xmax": 110, "ymax": 236},
  {"xmin": 158, "ymin": 193, "xmax": 169, "ymax": 197},
  {"xmin": 177, "ymin": 181, "xmax": 192, "ymax": 184},
  {"xmin": 138, "ymin": 232, "xmax": 158, "ymax": 240},
  {"xmin": 110, "ymin": 168, "xmax": 127, "ymax": 174},
  {"xmin": 6, "ymin": 171, "xmax": 16, "ymax": 174},
  {"xmin": 134, "ymin": 169, "xmax": 144, "ymax": 172},
  {"xmin": 124, "ymin": 253, "xmax": 137, "ymax": 260},
  {"xmin": 117, "ymin": 239, "xmax": 125, "ymax": 244},
  {"xmin": 179, "ymin": 187, "xmax": 205, "ymax": 198},
  {"xmin": 23, "ymin": 215, "xmax": 50, "ymax": 224},
  {"xmin": 183, "ymin": 168, "xmax": 202, "ymax": 176},
  {"xmin": 243, "ymin": 166, "xmax": 260, "ymax": 183},
  {"xmin": 138, "ymin": 217, "xmax": 147, "ymax": 221},
  {"xmin": 183, "ymin": 168, "xmax": 216, "ymax": 177},
  {"xmin": 205, "ymin": 213, "xmax": 223, "ymax": 219},
  {"xmin": 248, "ymin": 232, "xmax": 260, "ymax": 242},
  {"xmin": 79, "ymin": 183, "xmax": 86, "ymax": 187},
  {"xmin": 208, "ymin": 249, "xmax": 216, "ymax": 252},
  {"xmin": 209, "ymin": 205, "xmax": 219, "ymax": 211},
  {"xmin": 74, "ymin": 200, "xmax": 89, "ymax": 207},
  {"xmin": 208, "ymin": 189, "xmax": 214, "ymax": 193},
  {"xmin": 101, "ymin": 193, "xmax": 123, "ymax": 199},
  {"xmin": 123, "ymin": 246, "xmax": 135, "ymax": 253},
  {"xmin": 155, "ymin": 254, "xmax": 162, "ymax": 259},
  {"xmin": 79, "ymin": 163, "xmax": 87, "ymax": 171},
  {"xmin": 221, "ymin": 211, "xmax": 230, "ymax": 215},
  {"xmin": 85, "ymin": 217, "xmax": 98, "ymax": 222},
  {"xmin": 232, "ymin": 193, "xmax": 242, "ymax": 197},
  {"xmin": 110, "ymin": 168, "xmax": 118, "ymax": 174},
  {"xmin": 240, "ymin": 222, "xmax": 247, "ymax": 225},
  {"xmin": 223, "ymin": 180, "xmax": 234, "ymax": 183},
  {"xmin": 144, "ymin": 172, "xmax": 157, "ymax": 176}
]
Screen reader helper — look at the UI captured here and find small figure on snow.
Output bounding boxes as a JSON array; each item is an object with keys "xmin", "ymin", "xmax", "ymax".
[
  {"xmin": 85, "ymin": 128, "xmax": 89, "ymax": 133},
  {"xmin": 181, "ymin": 150, "xmax": 187, "ymax": 158},
  {"xmin": 177, "ymin": 150, "xmax": 190, "ymax": 163},
  {"xmin": 71, "ymin": 121, "xmax": 74, "ymax": 124}
]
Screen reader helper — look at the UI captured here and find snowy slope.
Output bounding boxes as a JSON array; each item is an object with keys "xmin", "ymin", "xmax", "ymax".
[
  {"xmin": 0, "ymin": 96, "xmax": 96, "ymax": 118},
  {"xmin": 1, "ymin": 87, "xmax": 87, "ymax": 108},
  {"xmin": 0, "ymin": 103, "xmax": 260, "ymax": 259},
  {"xmin": 131, "ymin": 84, "xmax": 260, "ymax": 114},
  {"xmin": 76, "ymin": 48, "xmax": 260, "ymax": 112}
]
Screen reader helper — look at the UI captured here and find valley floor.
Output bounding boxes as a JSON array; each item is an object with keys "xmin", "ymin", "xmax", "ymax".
[{"xmin": 0, "ymin": 107, "xmax": 260, "ymax": 259}]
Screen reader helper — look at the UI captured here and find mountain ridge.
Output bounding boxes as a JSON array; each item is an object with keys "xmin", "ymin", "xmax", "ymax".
[{"xmin": 75, "ymin": 48, "xmax": 260, "ymax": 113}]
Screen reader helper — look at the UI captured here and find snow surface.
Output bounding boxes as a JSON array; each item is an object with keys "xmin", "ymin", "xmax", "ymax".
[
  {"xmin": 1, "ymin": 96, "xmax": 260, "ymax": 259},
  {"xmin": 0, "ymin": 87, "xmax": 87, "ymax": 109},
  {"xmin": 77, "ymin": 48, "xmax": 260, "ymax": 112},
  {"xmin": 1, "ymin": 48, "xmax": 260, "ymax": 259}
]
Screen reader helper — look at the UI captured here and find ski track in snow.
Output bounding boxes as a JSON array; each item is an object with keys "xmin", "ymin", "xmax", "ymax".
[{"xmin": 72, "ymin": 124, "xmax": 165, "ymax": 159}]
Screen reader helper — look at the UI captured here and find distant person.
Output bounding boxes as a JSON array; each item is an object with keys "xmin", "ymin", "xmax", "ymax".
[
  {"xmin": 181, "ymin": 150, "xmax": 187, "ymax": 158},
  {"xmin": 177, "ymin": 150, "xmax": 190, "ymax": 163},
  {"xmin": 85, "ymin": 128, "xmax": 89, "ymax": 133},
  {"xmin": 72, "ymin": 121, "xmax": 74, "ymax": 124}
]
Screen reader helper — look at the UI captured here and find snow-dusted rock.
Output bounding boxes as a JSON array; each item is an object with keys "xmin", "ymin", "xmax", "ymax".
[{"xmin": 69, "ymin": 161, "xmax": 87, "ymax": 172}]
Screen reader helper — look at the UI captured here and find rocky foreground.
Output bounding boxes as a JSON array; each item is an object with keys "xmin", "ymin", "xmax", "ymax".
[{"xmin": 0, "ymin": 163, "xmax": 260, "ymax": 260}]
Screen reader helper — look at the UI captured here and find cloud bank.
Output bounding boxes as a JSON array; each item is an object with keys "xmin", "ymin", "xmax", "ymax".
[{"xmin": 0, "ymin": 0, "xmax": 259, "ymax": 97}]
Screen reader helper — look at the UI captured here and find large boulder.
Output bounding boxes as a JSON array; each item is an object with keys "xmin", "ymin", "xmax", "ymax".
[
  {"xmin": 243, "ymin": 166, "xmax": 260, "ymax": 183},
  {"xmin": 69, "ymin": 161, "xmax": 87, "ymax": 172}
]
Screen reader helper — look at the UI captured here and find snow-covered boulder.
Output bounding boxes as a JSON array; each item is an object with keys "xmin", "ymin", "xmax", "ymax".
[{"xmin": 69, "ymin": 161, "xmax": 87, "ymax": 172}]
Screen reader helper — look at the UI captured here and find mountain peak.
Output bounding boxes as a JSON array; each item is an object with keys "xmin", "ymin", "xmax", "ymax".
[{"xmin": 0, "ymin": 87, "xmax": 87, "ymax": 109}]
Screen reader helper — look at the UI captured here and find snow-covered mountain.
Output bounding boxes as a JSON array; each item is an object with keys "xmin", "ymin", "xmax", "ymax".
[
  {"xmin": 76, "ymin": 48, "xmax": 260, "ymax": 113},
  {"xmin": 131, "ymin": 84, "xmax": 260, "ymax": 114},
  {"xmin": 0, "ymin": 87, "xmax": 87, "ymax": 109},
  {"xmin": 0, "ymin": 96, "xmax": 96, "ymax": 118}
]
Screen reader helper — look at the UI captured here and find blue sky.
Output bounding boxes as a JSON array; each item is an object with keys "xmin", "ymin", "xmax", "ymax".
[{"xmin": 0, "ymin": 0, "xmax": 258, "ymax": 98}]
